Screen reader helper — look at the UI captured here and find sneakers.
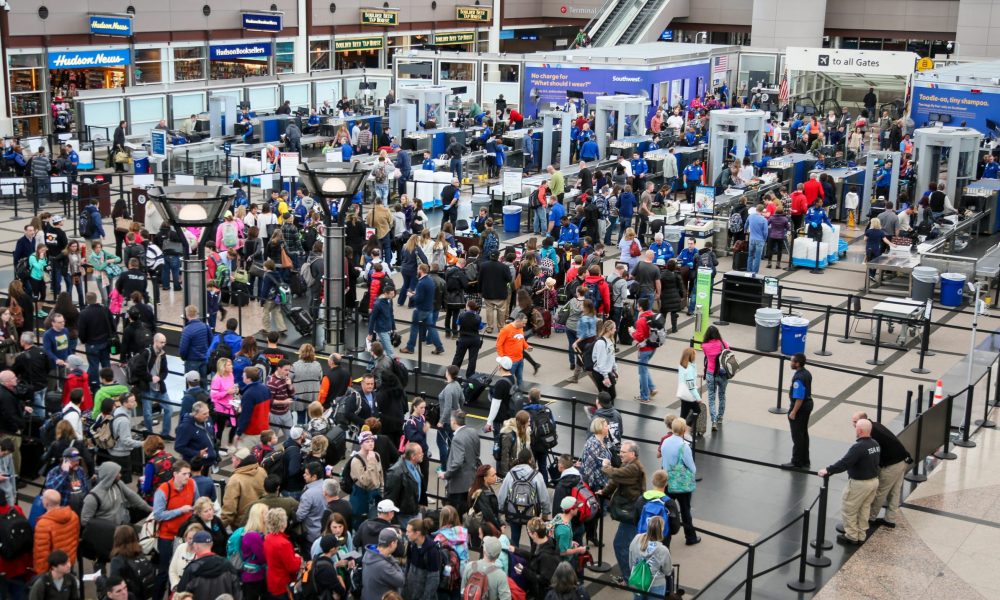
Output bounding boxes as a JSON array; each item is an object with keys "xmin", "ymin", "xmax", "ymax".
[
  {"xmin": 650, "ymin": 388, "xmax": 658, "ymax": 397},
  {"xmin": 711, "ymin": 422, "xmax": 718, "ymax": 432}
]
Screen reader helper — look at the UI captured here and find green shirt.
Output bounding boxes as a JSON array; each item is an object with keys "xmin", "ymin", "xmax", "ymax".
[
  {"xmin": 93, "ymin": 384, "xmax": 130, "ymax": 419},
  {"xmin": 551, "ymin": 517, "xmax": 573, "ymax": 560},
  {"xmin": 550, "ymin": 171, "xmax": 565, "ymax": 196}
]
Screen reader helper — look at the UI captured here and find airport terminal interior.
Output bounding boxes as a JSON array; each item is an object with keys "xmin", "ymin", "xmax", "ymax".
[{"xmin": 3, "ymin": 2, "xmax": 1000, "ymax": 599}]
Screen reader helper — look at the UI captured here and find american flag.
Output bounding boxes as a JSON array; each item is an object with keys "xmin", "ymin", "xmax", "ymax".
[
  {"xmin": 778, "ymin": 70, "xmax": 789, "ymax": 105},
  {"xmin": 713, "ymin": 56, "xmax": 728, "ymax": 73}
]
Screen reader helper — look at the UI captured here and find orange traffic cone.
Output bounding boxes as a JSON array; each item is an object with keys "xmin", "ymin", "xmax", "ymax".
[{"xmin": 932, "ymin": 379, "xmax": 944, "ymax": 406}]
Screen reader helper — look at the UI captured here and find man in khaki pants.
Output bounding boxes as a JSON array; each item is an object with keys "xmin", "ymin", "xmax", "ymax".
[
  {"xmin": 854, "ymin": 411, "xmax": 911, "ymax": 528},
  {"xmin": 819, "ymin": 418, "xmax": 881, "ymax": 545}
]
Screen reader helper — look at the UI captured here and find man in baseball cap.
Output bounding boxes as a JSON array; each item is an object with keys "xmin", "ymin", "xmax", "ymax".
[
  {"xmin": 175, "ymin": 530, "xmax": 242, "ymax": 596},
  {"xmin": 361, "ymin": 527, "xmax": 404, "ymax": 599},
  {"xmin": 356, "ymin": 498, "xmax": 401, "ymax": 549},
  {"xmin": 553, "ymin": 496, "xmax": 589, "ymax": 560}
]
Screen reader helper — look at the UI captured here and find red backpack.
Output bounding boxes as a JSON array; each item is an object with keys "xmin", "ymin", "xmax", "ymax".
[
  {"xmin": 142, "ymin": 453, "xmax": 174, "ymax": 503},
  {"xmin": 629, "ymin": 239, "xmax": 641, "ymax": 257},
  {"xmin": 462, "ymin": 565, "xmax": 496, "ymax": 600},
  {"xmin": 438, "ymin": 541, "xmax": 463, "ymax": 592},
  {"xmin": 569, "ymin": 481, "xmax": 601, "ymax": 522}
]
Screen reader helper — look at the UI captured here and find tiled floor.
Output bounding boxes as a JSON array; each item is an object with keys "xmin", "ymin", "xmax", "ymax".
[{"xmin": 7, "ymin": 173, "xmax": 1000, "ymax": 597}]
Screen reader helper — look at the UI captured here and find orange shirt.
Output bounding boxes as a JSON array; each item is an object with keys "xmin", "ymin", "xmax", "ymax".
[{"xmin": 496, "ymin": 323, "xmax": 530, "ymax": 362}]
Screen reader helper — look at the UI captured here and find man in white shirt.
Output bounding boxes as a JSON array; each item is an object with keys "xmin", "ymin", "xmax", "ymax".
[
  {"xmin": 666, "ymin": 108, "xmax": 684, "ymax": 134},
  {"xmin": 618, "ymin": 156, "xmax": 633, "ymax": 178}
]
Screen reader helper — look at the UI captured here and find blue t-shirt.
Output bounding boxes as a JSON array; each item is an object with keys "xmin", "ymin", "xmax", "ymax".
[{"xmin": 548, "ymin": 202, "xmax": 566, "ymax": 225}]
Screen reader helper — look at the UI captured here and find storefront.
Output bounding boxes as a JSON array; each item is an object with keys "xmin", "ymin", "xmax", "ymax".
[
  {"xmin": 209, "ymin": 42, "xmax": 272, "ymax": 79},
  {"xmin": 334, "ymin": 37, "xmax": 382, "ymax": 71}
]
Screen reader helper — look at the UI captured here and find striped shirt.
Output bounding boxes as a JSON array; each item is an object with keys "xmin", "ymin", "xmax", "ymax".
[{"xmin": 267, "ymin": 375, "xmax": 295, "ymax": 415}]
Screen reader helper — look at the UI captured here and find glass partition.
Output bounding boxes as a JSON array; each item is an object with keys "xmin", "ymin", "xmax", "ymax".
[{"xmin": 128, "ymin": 95, "xmax": 166, "ymax": 136}]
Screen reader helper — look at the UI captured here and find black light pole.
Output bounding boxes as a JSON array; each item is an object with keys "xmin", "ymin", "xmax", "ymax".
[
  {"xmin": 146, "ymin": 185, "xmax": 235, "ymax": 322},
  {"xmin": 297, "ymin": 159, "xmax": 369, "ymax": 351}
]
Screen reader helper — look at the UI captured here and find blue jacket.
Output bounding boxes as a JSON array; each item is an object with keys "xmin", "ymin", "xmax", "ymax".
[
  {"xmin": 205, "ymin": 331, "xmax": 243, "ymax": 362},
  {"xmin": 747, "ymin": 213, "xmax": 769, "ymax": 242},
  {"xmin": 411, "ymin": 275, "xmax": 436, "ymax": 312},
  {"xmin": 580, "ymin": 140, "xmax": 599, "ymax": 161},
  {"xmin": 84, "ymin": 205, "xmax": 105, "ymax": 239},
  {"xmin": 805, "ymin": 206, "xmax": 833, "ymax": 229},
  {"xmin": 631, "ymin": 158, "xmax": 648, "ymax": 178},
  {"xmin": 396, "ymin": 149, "xmax": 412, "ymax": 178},
  {"xmin": 558, "ymin": 223, "xmax": 580, "ymax": 245},
  {"xmin": 342, "ymin": 144, "xmax": 353, "ymax": 161},
  {"xmin": 180, "ymin": 385, "xmax": 208, "ymax": 416},
  {"xmin": 13, "ymin": 235, "xmax": 35, "ymax": 266},
  {"xmin": 677, "ymin": 247, "xmax": 698, "ymax": 268},
  {"xmin": 236, "ymin": 380, "xmax": 270, "ymax": 435},
  {"xmin": 42, "ymin": 328, "xmax": 76, "ymax": 369},
  {"xmin": 179, "ymin": 319, "xmax": 211, "ymax": 362},
  {"xmin": 174, "ymin": 414, "xmax": 218, "ymax": 466},
  {"xmin": 368, "ymin": 297, "xmax": 396, "ymax": 334},
  {"xmin": 617, "ymin": 192, "xmax": 636, "ymax": 219},
  {"xmin": 649, "ymin": 241, "xmax": 675, "ymax": 263}
]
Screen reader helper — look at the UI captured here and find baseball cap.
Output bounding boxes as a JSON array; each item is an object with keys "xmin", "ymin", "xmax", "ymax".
[
  {"xmin": 290, "ymin": 426, "xmax": 308, "ymax": 440},
  {"xmin": 378, "ymin": 527, "xmax": 399, "ymax": 545},
  {"xmin": 561, "ymin": 496, "xmax": 580, "ymax": 512},
  {"xmin": 233, "ymin": 447, "xmax": 251, "ymax": 462},
  {"xmin": 184, "ymin": 371, "xmax": 201, "ymax": 384},
  {"xmin": 377, "ymin": 499, "xmax": 400, "ymax": 513},
  {"xmin": 51, "ymin": 215, "xmax": 64, "ymax": 224},
  {"xmin": 62, "ymin": 448, "xmax": 81, "ymax": 460},
  {"xmin": 191, "ymin": 531, "xmax": 213, "ymax": 544},
  {"xmin": 66, "ymin": 355, "xmax": 86, "ymax": 371},
  {"xmin": 496, "ymin": 356, "xmax": 513, "ymax": 370}
]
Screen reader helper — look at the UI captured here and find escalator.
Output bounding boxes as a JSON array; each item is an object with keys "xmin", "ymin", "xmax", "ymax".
[{"xmin": 575, "ymin": 0, "xmax": 689, "ymax": 48}]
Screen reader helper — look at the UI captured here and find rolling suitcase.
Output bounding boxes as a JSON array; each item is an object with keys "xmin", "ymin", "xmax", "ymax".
[
  {"xmin": 325, "ymin": 424, "xmax": 347, "ymax": 465},
  {"xmin": 536, "ymin": 309, "xmax": 552, "ymax": 338},
  {"xmin": 230, "ymin": 281, "xmax": 251, "ymax": 307},
  {"xmin": 19, "ymin": 416, "xmax": 45, "ymax": 481},
  {"xmin": 281, "ymin": 304, "xmax": 314, "ymax": 336},
  {"xmin": 463, "ymin": 367, "xmax": 498, "ymax": 406}
]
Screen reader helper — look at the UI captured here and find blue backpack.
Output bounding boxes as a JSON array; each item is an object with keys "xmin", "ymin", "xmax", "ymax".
[
  {"xmin": 584, "ymin": 281, "xmax": 602, "ymax": 310},
  {"xmin": 637, "ymin": 496, "xmax": 682, "ymax": 535}
]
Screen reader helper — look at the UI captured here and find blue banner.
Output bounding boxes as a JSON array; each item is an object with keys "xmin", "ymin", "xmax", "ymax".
[
  {"xmin": 912, "ymin": 85, "xmax": 1000, "ymax": 136},
  {"xmin": 89, "ymin": 15, "xmax": 133, "ymax": 36},
  {"xmin": 49, "ymin": 49, "xmax": 131, "ymax": 69},
  {"xmin": 242, "ymin": 12, "xmax": 283, "ymax": 32},
  {"xmin": 150, "ymin": 130, "xmax": 167, "ymax": 157},
  {"xmin": 209, "ymin": 43, "xmax": 272, "ymax": 61},
  {"xmin": 659, "ymin": 29, "xmax": 674, "ymax": 41}
]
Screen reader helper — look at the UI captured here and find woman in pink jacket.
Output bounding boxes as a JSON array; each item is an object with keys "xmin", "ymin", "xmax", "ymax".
[
  {"xmin": 701, "ymin": 325, "xmax": 729, "ymax": 432},
  {"xmin": 210, "ymin": 357, "xmax": 239, "ymax": 446},
  {"xmin": 215, "ymin": 211, "xmax": 244, "ymax": 253}
]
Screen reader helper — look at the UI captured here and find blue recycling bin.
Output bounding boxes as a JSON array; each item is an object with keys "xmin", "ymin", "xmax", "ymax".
[
  {"xmin": 133, "ymin": 150, "xmax": 149, "ymax": 174},
  {"xmin": 780, "ymin": 316, "xmax": 809, "ymax": 355},
  {"xmin": 502, "ymin": 205, "xmax": 522, "ymax": 233},
  {"xmin": 940, "ymin": 273, "xmax": 966, "ymax": 307}
]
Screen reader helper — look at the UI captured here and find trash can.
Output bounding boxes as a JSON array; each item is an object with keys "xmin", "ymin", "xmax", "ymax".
[
  {"xmin": 780, "ymin": 316, "xmax": 809, "ymax": 355},
  {"xmin": 940, "ymin": 273, "xmax": 966, "ymax": 307},
  {"xmin": 132, "ymin": 150, "xmax": 149, "ymax": 174},
  {"xmin": 755, "ymin": 308, "xmax": 783, "ymax": 352},
  {"xmin": 502, "ymin": 205, "xmax": 522, "ymax": 233},
  {"xmin": 911, "ymin": 266, "xmax": 939, "ymax": 302}
]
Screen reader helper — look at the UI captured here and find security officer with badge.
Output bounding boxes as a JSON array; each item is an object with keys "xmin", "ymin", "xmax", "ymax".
[{"xmin": 782, "ymin": 353, "xmax": 813, "ymax": 470}]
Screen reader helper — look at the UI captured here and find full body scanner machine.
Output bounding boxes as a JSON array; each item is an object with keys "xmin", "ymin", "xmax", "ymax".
[
  {"xmin": 594, "ymin": 95, "xmax": 651, "ymax": 162},
  {"xmin": 861, "ymin": 151, "xmax": 901, "ymax": 219},
  {"xmin": 209, "ymin": 95, "xmax": 239, "ymax": 138},
  {"xmin": 707, "ymin": 108, "xmax": 766, "ymax": 183},
  {"xmin": 913, "ymin": 126, "xmax": 983, "ymax": 203},
  {"xmin": 540, "ymin": 110, "xmax": 573, "ymax": 171},
  {"xmin": 396, "ymin": 86, "xmax": 451, "ymax": 132}
]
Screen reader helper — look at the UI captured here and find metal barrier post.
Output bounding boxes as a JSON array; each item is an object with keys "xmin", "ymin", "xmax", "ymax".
[
  {"xmin": 588, "ymin": 514, "xmax": 612, "ymax": 573},
  {"xmin": 570, "ymin": 396, "xmax": 578, "ymax": 458},
  {"xmin": 815, "ymin": 305, "xmax": 832, "ymax": 356},
  {"xmin": 904, "ymin": 390, "xmax": 913, "ymax": 427},
  {"xmin": 809, "ymin": 475, "xmax": 833, "ymax": 559},
  {"xmin": 787, "ymin": 508, "xmax": 816, "ymax": 591},
  {"xmin": 744, "ymin": 544, "xmax": 756, "ymax": 600},
  {"xmin": 866, "ymin": 315, "xmax": 885, "ymax": 366},
  {"xmin": 975, "ymin": 366, "xmax": 996, "ymax": 428},
  {"xmin": 953, "ymin": 386, "xmax": 977, "ymax": 448},
  {"xmin": 810, "ymin": 238, "xmax": 822, "ymax": 274},
  {"xmin": 769, "ymin": 354, "xmax": 788, "ymax": 414},
  {"xmin": 904, "ymin": 406, "xmax": 928, "ymax": 483},
  {"xmin": 877, "ymin": 376, "xmax": 884, "ymax": 424},
  {"xmin": 838, "ymin": 294, "xmax": 855, "ymax": 344},
  {"xmin": 911, "ymin": 317, "xmax": 932, "ymax": 374},
  {"xmin": 935, "ymin": 394, "xmax": 958, "ymax": 460}
]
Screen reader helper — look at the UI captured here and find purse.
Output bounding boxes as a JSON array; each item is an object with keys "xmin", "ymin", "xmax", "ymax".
[
  {"xmin": 280, "ymin": 248, "xmax": 294, "ymax": 269},
  {"xmin": 248, "ymin": 263, "xmax": 266, "ymax": 279},
  {"xmin": 609, "ymin": 491, "xmax": 637, "ymax": 524},
  {"xmin": 115, "ymin": 217, "xmax": 134, "ymax": 233},
  {"xmin": 8, "ymin": 299, "xmax": 24, "ymax": 329},
  {"xmin": 667, "ymin": 445, "xmax": 696, "ymax": 493}
]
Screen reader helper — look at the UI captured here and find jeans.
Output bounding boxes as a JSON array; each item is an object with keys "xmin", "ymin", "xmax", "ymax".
[
  {"xmin": 450, "ymin": 157, "xmax": 462, "ymax": 182},
  {"xmin": 380, "ymin": 234, "xmax": 393, "ymax": 265},
  {"xmin": 673, "ymin": 491, "xmax": 698, "ymax": 542},
  {"xmin": 375, "ymin": 184, "xmax": 390, "ymax": 205},
  {"xmin": 452, "ymin": 336, "xmax": 482, "ymax": 378},
  {"xmin": 376, "ymin": 331, "xmax": 396, "ymax": 360},
  {"xmin": 85, "ymin": 342, "xmax": 111, "ymax": 393},
  {"xmin": 162, "ymin": 255, "xmax": 181, "ymax": 289},
  {"xmin": 445, "ymin": 304, "xmax": 462, "ymax": 335},
  {"xmin": 747, "ymin": 238, "xmax": 765, "ymax": 274},
  {"xmin": 142, "ymin": 390, "xmax": 174, "ymax": 436},
  {"xmin": 638, "ymin": 349, "xmax": 656, "ymax": 400},
  {"xmin": 398, "ymin": 272, "xmax": 416, "ymax": 305},
  {"xmin": 566, "ymin": 330, "xmax": 579, "ymax": 369},
  {"xmin": 406, "ymin": 309, "xmax": 444, "ymax": 352},
  {"xmin": 155, "ymin": 538, "xmax": 173, "ymax": 600},
  {"xmin": 604, "ymin": 217, "xmax": 617, "ymax": 245},
  {"xmin": 0, "ymin": 578, "xmax": 27, "ymax": 600},
  {"xmin": 436, "ymin": 422, "xmax": 454, "ymax": 468},
  {"xmin": 32, "ymin": 389, "xmax": 46, "ymax": 416},
  {"xmin": 613, "ymin": 521, "xmax": 638, "ymax": 580},
  {"xmin": 510, "ymin": 359, "xmax": 524, "ymax": 387},
  {"xmin": 184, "ymin": 359, "xmax": 207, "ymax": 381},
  {"xmin": 618, "ymin": 218, "xmax": 630, "ymax": 242},
  {"xmin": 532, "ymin": 206, "xmax": 548, "ymax": 234},
  {"xmin": 509, "ymin": 522, "xmax": 524, "ymax": 548},
  {"xmin": 706, "ymin": 371, "xmax": 728, "ymax": 423}
]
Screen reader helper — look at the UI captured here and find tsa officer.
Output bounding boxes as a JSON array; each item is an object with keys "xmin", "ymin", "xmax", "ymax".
[{"xmin": 782, "ymin": 352, "xmax": 813, "ymax": 470}]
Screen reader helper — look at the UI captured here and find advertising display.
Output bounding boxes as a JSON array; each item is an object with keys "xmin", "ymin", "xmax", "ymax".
[
  {"xmin": 49, "ymin": 49, "xmax": 131, "ymax": 69},
  {"xmin": 335, "ymin": 37, "xmax": 384, "ymax": 52},
  {"xmin": 361, "ymin": 8, "xmax": 399, "ymax": 26},
  {"xmin": 457, "ymin": 6, "xmax": 491, "ymax": 21},
  {"xmin": 209, "ymin": 43, "xmax": 272, "ymax": 61},
  {"xmin": 523, "ymin": 62, "xmax": 709, "ymax": 120},
  {"xmin": 242, "ymin": 12, "xmax": 283, "ymax": 32},
  {"xmin": 911, "ymin": 85, "xmax": 1000, "ymax": 136},
  {"xmin": 434, "ymin": 32, "xmax": 476, "ymax": 45},
  {"xmin": 89, "ymin": 15, "xmax": 133, "ymax": 36}
]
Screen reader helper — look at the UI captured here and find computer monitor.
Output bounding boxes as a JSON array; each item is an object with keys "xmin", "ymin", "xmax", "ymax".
[{"xmin": 194, "ymin": 119, "xmax": 209, "ymax": 133}]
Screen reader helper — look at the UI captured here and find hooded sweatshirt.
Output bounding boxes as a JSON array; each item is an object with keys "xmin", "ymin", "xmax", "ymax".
[
  {"xmin": 80, "ymin": 462, "xmax": 150, "ymax": 528},
  {"xmin": 497, "ymin": 419, "xmax": 531, "ymax": 478},
  {"xmin": 582, "ymin": 274, "xmax": 611, "ymax": 315},
  {"xmin": 628, "ymin": 536, "xmax": 673, "ymax": 590},
  {"xmin": 176, "ymin": 551, "xmax": 243, "ymax": 599},
  {"xmin": 361, "ymin": 545, "xmax": 405, "ymax": 600}
]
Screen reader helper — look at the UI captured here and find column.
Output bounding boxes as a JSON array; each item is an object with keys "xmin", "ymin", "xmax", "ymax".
[
  {"xmin": 750, "ymin": 0, "xmax": 827, "ymax": 50},
  {"xmin": 956, "ymin": 0, "xmax": 1000, "ymax": 57}
]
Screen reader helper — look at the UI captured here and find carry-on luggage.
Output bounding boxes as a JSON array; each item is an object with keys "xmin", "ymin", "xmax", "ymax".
[
  {"xmin": 19, "ymin": 416, "xmax": 45, "ymax": 481},
  {"xmin": 281, "ymin": 304, "xmax": 314, "ymax": 336},
  {"xmin": 325, "ymin": 425, "xmax": 347, "ymax": 465},
  {"xmin": 230, "ymin": 281, "xmax": 251, "ymax": 307},
  {"xmin": 463, "ymin": 367, "xmax": 498, "ymax": 406}
]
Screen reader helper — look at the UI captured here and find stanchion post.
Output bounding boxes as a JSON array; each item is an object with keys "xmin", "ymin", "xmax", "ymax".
[
  {"xmin": 994, "ymin": 365, "xmax": 1000, "ymax": 408},
  {"xmin": 788, "ymin": 508, "xmax": 816, "ymax": 592},
  {"xmin": 815, "ymin": 305, "xmax": 833, "ymax": 356},
  {"xmin": 838, "ymin": 294, "xmax": 855, "ymax": 344},
  {"xmin": 587, "ymin": 514, "xmax": 612, "ymax": 573},
  {"xmin": 935, "ymin": 394, "xmax": 958, "ymax": 460},
  {"xmin": 744, "ymin": 544, "xmax": 756, "ymax": 600},
  {"xmin": 904, "ymin": 390, "xmax": 913, "ymax": 427},
  {"xmin": 866, "ymin": 315, "xmax": 885, "ymax": 365},
  {"xmin": 975, "ymin": 366, "xmax": 996, "ymax": 428},
  {"xmin": 570, "ymin": 396, "xmax": 578, "ymax": 458},
  {"xmin": 911, "ymin": 317, "xmax": 932, "ymax": 374},
  {"xmin": 904, "ymin": 408, "xmax": 928, "ymax": 483},
  {"xmin": 810, "ymin": 238, "xmax": 823, "ymax": 274},
  {"xmin": 877, "ymin": 376, "xmax": 884, "ymax": 424},
  {"xmin": 769, "ymin": 354, "xmax": 788, "ymax": 414},
  {"xmin": 953, "ymin": 386, "xmax": 977, "ymax": 448},
  {"xmin": 809, "ymin": 475, "xmax": 834, "ymax": 558}
]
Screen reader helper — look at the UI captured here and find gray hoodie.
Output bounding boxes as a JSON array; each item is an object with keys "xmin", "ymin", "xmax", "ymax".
[
  {"xmin": 360, "ymin": 545, "xmax": 405, "ymax": 600},
  {"xmin": 438, "ymin": 381, "xmax": 464, "ymax": 427},
  {"xmin": 0, "ymin": 451, "xmax": 15, "ymax": 506},
  {"xmin": 109, "ymin": 406, "xmax": 143, "ymax": 457},
  {"xmin": 80, "ymin": 462, "xmax": 151, "ymax": 527},
  {"xmin": 628, "ymin": 536, "xmax": 673, "ymax": 590}
]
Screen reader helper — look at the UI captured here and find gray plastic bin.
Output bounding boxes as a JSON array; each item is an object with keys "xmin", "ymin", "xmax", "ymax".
[
  {"xmin": 911, "ymin": 266, "xmax": 939, "ymax": 302},
  {"xmin": 755, "ymin": 307, "xmax": 782, "ymax": 352}
]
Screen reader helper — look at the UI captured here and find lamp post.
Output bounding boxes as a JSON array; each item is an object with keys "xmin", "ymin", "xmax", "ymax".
[
  {"xmin": 146, "ymin": 185, "xmax": 235, "ymax": 323},
  {"xmin": 297, "ymin": 159, "xmax": 369, "ymax": 350}
]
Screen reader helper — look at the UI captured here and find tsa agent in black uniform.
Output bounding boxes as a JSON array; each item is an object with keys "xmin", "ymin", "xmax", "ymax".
[
  {"xmin": 819, "ymin": 418, "xmax": 881, "ymax": 545},
  {"xmin": 783, "ymin": 352, "xmax": 813, "ymax": 469}
]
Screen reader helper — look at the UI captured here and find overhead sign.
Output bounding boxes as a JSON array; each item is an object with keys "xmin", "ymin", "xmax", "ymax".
[
  {"xmin": 912, "ymin": 85, "xmax": 999, "ymax": 135},
  {"xmin": 49, "ymin": 49, "xmax": 131, "ymax": 69},
  {"xmin": 335, "ymin": 37, "xmax": 384, "ymax": 52},
  {"xmin": 457, "ymin": 6, "xmax": 491, "ymax": 22},
  {"xmin": 150, "ymin": 129, "xmax": 167, "ymax": 158},
  {"xmin": 360, "ymin": 8, "xmax": 399, "ymax": 26},
  {"xmin": 916, "ymin": 57, "xmax": 934, "ymax": 72},
  {"xmin": 89, "ymin": 15, "xmax": 133, "ymax": 36},
  {"xmin": 434, "ymin": 31, "xmax": 475, "ymax": 45},
  {"xmin": 209, "ymin": 43, "xmax": 272, "ymax": 61},
  {"xmin": 242, "ymin": 12, "xmax": 283, "ymax": 32},
  {"xmin": 659, "ymin": 29, "xmax": 674, "ymax": 41},
  {"xmin": 785, "ymin": 47, "xmax": 918, "ymax": 76}
]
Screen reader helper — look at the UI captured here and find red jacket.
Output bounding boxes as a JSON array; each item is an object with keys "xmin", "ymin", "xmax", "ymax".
[
  {"xmin": 631, "ymin": 310, "xmax": 656, "ymax": 351},
  {"xmin": 61, "ymin": 371, "xmax": 93, "ymax": 411},
  {"xmin": 790, "ymin": 192, "xmax": 809, "ymax": 216},
  {"xmin": 263, "ymin": 531, "xmax": 302, "ymax": 595},
  {"xmin": 583, "ymin": 274, "xmax": 611, "ymax": 315},
  {"xmin": 369, "ymin": 270, "xmax": 386, "ymax": 311},
  {"xmin": 803, "ymin": 179, "xmax": 824, "ymax": 204}
]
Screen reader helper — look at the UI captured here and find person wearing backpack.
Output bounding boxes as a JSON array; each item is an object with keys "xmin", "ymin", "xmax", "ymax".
[
  {"xmin": 658, "ymin": 260, "xmax": 685, "ymax": 334},
  {"xmin": 360, "ymin": 528, "xmax": 405, "ymax": 600},
  {"xmin": 402, "ymin": 517, "xmax": 442, "ymax": 600},
  {"xmin": 590, "ymin": 321, "xmax": 619, "ymax": 401},
  {"xmin": 106, "ymin": 393, "xmax": 145, "ymax": 484},
  {"xmin": 627, "ymin": 516, "xmax": 676, "ymax": 600},
  {"xmin": 595, "ymin": 441, "xmax": 646, "ymax": 585},
  {"xmin": 80, "ymin": 462, "xmax": 150, "ymax": 530},
  {"xmin": 460, "ymin": 535, "xmax": 511, "ymax": 600},
  {"xmin": 700, "ymin": 326, "xmax": 729, "ymax": 432},
  {"xmin": 629, "ymin": 298, "xmax": 660, "ymax": 404},
  {"xmin": 497, "ymin": 410, "xmax": 532, "ymax": 479},
  {"xmin": 498, "ymin": 449, "xmax": 550, "ymax": 548}
]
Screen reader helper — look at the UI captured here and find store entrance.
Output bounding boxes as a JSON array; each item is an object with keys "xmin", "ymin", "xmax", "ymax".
[{"xmin": 48, "ymin": 66, "xmax": 127, "ymax": 135}]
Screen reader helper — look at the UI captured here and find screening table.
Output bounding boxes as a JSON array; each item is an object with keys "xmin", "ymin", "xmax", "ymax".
[{"xmin": 867, "ymin": 297, "xmax": 924, "ymax": 348}]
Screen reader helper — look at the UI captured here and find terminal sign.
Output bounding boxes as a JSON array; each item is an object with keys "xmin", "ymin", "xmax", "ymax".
[
  {"xmin": 335, "ymin": 37, "xmax": 384, "ymax": 52},
  {"xmin": 457, "ymin": 6, "xmax": 491, "ymax": 22},
  {"xmin": 361, "ymin": 8, "xmax": 399, "ymax": 26},
  {"xmin": 916, "ymin": 57, "xmax": 934, "ymax": 72},
  {"xmin": 434, "ymin": 31, "xmax": 475, "ymax": 45}
]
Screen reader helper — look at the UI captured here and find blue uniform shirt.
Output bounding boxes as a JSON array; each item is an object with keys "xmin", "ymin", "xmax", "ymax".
[
  {"xmin": 580, "ymin": 140, "xmax": 599, "ymax": 161},
  {"xmin": 649, "ymin": 241, "xmax": 674, "ymax": 263},
  {"xmin": 984, "ymin": 162, "xmax": 1000, "ymax": 179},
  {"xmin": 422, "ymin": 157, "xmax": 435, "ymax": 170},
  {"xmin": 683, "ymin": 163, "xmax": 703, "ymax": 186},
  {"xmin": 876, "ymin": 168, "xmax": 890, "ymax": 187},
  {"xmin": 631, "ymin": 158, "xmax": 648, "ymax": 178},
  {"xmin": 548, "ymin": 202, "xmax": 566, "ymax": 226}
]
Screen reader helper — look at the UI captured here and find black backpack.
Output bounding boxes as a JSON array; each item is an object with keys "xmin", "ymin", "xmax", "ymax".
[
  {"xmin": 524, "ymin": 404, "xmax": 558, "ymax": 452},
  {"xmin": 261, "ymin": 447, "xmax": 287, "ymax": 479},
  {"xmin": 121, "ymin": 555, "xmax": 157, "ymax": 598},
  {"xmin": 0, "ymin": 509, "xmax": 32, "ymax": 559},
  {"xmin": 79, "ymin": 211, "xmax": 95, "ymax": 238},
  {"xmin": 208, "ymin": 336, "xmax": 233, "ymax": 373},
  {"xmin": 391, "ymin": 358, "xmax": 409, "ymax": 389},
  {"xmin": 340, "ymin": 454, "xmax": 361, "ymax": 494}
]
